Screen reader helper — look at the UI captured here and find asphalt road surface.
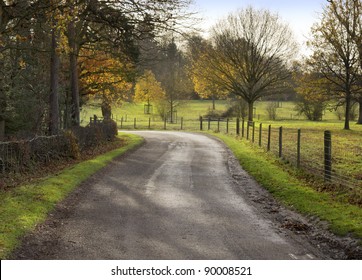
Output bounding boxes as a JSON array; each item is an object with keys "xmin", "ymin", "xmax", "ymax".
[{"xmin": 22, "ymin": 131, "xmax": 327, "ymax": 259}]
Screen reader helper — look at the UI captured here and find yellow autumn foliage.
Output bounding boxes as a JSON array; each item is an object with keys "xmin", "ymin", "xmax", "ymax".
[
  {"xmin": 79, "ymin": 49, "xmax": 133, "ymax": 104},
  {"xmin": 134, "ymin": 70, "xmax": 166, "ymax": 105}
]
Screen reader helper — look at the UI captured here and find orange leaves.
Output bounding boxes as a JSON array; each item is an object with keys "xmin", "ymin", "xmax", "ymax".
[{"xmin": 79, "ymin": 49, "xmax": 133, "ymax": 103}]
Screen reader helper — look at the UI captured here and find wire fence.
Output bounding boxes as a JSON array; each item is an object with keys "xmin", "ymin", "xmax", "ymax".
[
  {"xmin": 117, "ymin": 115, "xmax": 362, "ymax": 193},
  {"xmin": 0, "ymin": 135, "xmax": 71, "ymax": 174},
  {"xmin": 0, "ymin": 119, "xmax": 118, "ymax": 176}
]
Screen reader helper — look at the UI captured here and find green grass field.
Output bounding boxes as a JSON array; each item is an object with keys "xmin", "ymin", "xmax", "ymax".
[{"xmin": 81, "ymin": 99, "xmax": 358, "ymax": 125}]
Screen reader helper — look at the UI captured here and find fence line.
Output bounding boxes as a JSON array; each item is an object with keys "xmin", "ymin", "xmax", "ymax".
[
  {"xmin": 2, "ymin": 113, "xmax": 359, "ymax": 193},
  {"xmin": 117, "ymin": 115, "xmax": 361, "ymax": 192},
  {"xmin": 0, "ymin": 119, "xmax": 118, "ymax": 176}
]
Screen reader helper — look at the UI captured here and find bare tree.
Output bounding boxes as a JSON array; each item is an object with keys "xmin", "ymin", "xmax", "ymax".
[
  {"xmin": 156, "ymin": 39, "xmax": 192, "ymax": 123},
  {"xmin": 308, "ymin": 0, "xmax": 361, "ymax": 130},
  {"xmin": 201, "ymin": 7, "xmax": 297, "ymax": 121},
  {"xmin": 327, "ymin": 0, "xmax": 362, "ymax": 124}
]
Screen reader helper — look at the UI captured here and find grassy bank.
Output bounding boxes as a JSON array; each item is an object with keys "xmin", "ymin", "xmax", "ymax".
[
  {"xmin": 210, "ymin": 132, "xmax": 362, "ymax": 239},
  {"xmin": 0, "ymin": 133, "xmax": 144, "ymax": 259}
]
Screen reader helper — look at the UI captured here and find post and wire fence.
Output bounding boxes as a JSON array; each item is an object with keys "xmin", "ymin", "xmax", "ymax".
[
  {"xmin": 116, "ymin": 114, "xmax": 361, "ymax": 192},
  {"xmin": 1, "ymin": 112, "xmax": 360, "ymax": 195}
]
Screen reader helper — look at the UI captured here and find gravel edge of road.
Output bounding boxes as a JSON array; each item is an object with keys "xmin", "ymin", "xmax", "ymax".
[{"xmin": 213, "ymin": 135, "xmax": 362, "ymax": 260}]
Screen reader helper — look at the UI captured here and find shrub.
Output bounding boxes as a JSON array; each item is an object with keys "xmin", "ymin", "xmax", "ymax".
[
  {"xmin": 0, "ymin": 119, "xmax": 118, "ymax": 176},
  {"xmin": 295, "ymin": 98, "xmax": 325, "ymax": 121},
  {"xmin": 63, "ymin": 130, "xmax": 80, "ymax": 159},
  {"xmin": 203, "ymin": 108, "xmax": 223, "ymax": 119},
  {"xmin": 222, "ymin": 99, "xmax": 248, "ymax": 118},
  {"xmin": 266, "ymin": 102, "xmax": 279, "ymax": 120}
]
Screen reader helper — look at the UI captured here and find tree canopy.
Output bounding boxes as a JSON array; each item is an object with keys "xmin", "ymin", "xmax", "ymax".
[
  {"xmin": 307, "ymin": 0, "xmax": 362, "ymax": 129},
  {"xmin": 190, "ymin": 7, "xmax": 298, "ymax": 121},
  {"xmin": 0, "ymin": 0, "xmax": 194, "ymax": 136},
  {"xmin": 134, "ymin": 70, "xmax": 166, "ymax": 106}
]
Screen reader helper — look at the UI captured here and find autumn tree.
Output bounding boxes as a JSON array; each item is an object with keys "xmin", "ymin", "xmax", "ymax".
[
  {"xmin": 60, "ymin": 0, "xmax": 194, "ymax": 126},
  {"xmin": 308, "ymin": 0, "xmax": 361, "ymax": 129},
  {"xmin": 187, "ymin": 35, "xmax": 228, "ymax": 110},
  {"xmin": 134, "ymin": 70, "xmax": 166, "ymax": 114},
  {"xmin": 200, "ymin": 7, "xmax": 297, "ymax": 122},
  {"xmin": 0, "ymin": 0, "xmax": 195, "ymax": 136},
  {"xmin": 79, "ymin": 49, "xmax": 134, "ymax": 119}
]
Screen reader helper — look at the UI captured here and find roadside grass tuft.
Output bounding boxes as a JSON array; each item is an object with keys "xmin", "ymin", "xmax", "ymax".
[
  {"xmin": 0, "ymin": 133, "xmax": 144, "ymax": 259},
  {"xmin": 211, "ymin": 132, "xmax": 362, "ymax": 239}
]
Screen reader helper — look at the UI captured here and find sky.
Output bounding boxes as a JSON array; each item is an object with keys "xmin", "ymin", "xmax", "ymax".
[{"xmin": 191, "ymin": 0, "xmax": 327, "ymax": 55}]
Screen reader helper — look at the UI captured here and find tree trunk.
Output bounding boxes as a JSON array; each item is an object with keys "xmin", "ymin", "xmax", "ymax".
[
  {"xmin": 0, "ymin": 119, "xmax": 4, "ymax": 141},
  {"xmin": 248, "ymin": 101, "xmax": 254, "ymax": 122},
  {"xmin": 170, "ymin": 100, "xmax": 174, "ymax": 123},
  {"xmin": 357, "ymin": 96, "xmax": 362, "ymax": 124},
  {"xmin": 101, "ymin": 102, "xmax": 112, "ymax": 120},
  {"xmin": 49, "ymin": 27, "xmax": 60, "ymax": 135},
  {"xmin": 68, "ymin": 20, "xmax": 80, "ymax": 127},
  {"xmin": 344, "ymin": 96, "xmax": 351, "ymax": 130}
]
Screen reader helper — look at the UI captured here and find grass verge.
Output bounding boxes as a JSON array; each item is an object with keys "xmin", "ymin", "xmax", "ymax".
[
  {"xmin": 209, "ymin": 132, "xmax": 362, "ymax": 240},
  {"xmin": 0, "ymin": 133, "xmax": 144, "ymax": 259}
]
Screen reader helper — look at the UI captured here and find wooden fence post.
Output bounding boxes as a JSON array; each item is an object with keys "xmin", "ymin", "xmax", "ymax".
[
  {"xmin": 242, "ymin": 119, "xmax": 245, "ymax": 138},
  {"xmin": 226, "ymin": 118, "xmax": 229, "ymax": 133},
  {"xmin": 279, "ymin": 126, "xmax": 283, "ymax": 158},
  {"xmin": 0, "ymin": 120, "xmax": 5, "ymax": 141},
  {"xmin": 259, "ymin": 123, "xmax": 262, "ymax": 147},
  {"xmin": 134, "ymin": 118, "xmax": 137, "ymax": 129},
  {"xmin": 199, "ymin": 116, "xmax": 203, "ymax": 131},
  {"xmin": 164, "ymin": 118, "xmax": 167, "ymax": 130},
  {"xmin": 246, "ymin": 121, "xmax": 250, "ymax": 140},
  {"xmin": 252, "ymin": 122, "xmax": 255, "ymax": 143},
  {"xmin": 120, "ymin": 117, "xmax": 123, "ymax": 129},
  {"xmin": 148, "ymin": 117, "xmax": 151, "ymax": 129},
  {"xmin": 217, "ymin": 118, "xmax": 220, "ymax": 132},
  {"xmin": 208, "ymin": 117, "xmax": 211, "ymax": 130},
  {"xmin": 236, "ymin": 118, "xmax": 240, "ymax": 135},
  {"xmin": 181, "ymin": 117, "xmax": 183, "ymax": 130},
  {"xmin": 324, "ymin": 130, "xmax": 332, "ymax": 182},
  {"xmin": 297, "ymin": 129, "xmax": 301, "ymax": 168},
  {"xmin": 267, "ymin": 125, "xmax": 271, "ymax": 151}
]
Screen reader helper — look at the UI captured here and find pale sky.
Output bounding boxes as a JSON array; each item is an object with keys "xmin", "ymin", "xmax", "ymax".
[{"xmin": 191, "ymin": 0, "xmax": 327, "ymax": 55}]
